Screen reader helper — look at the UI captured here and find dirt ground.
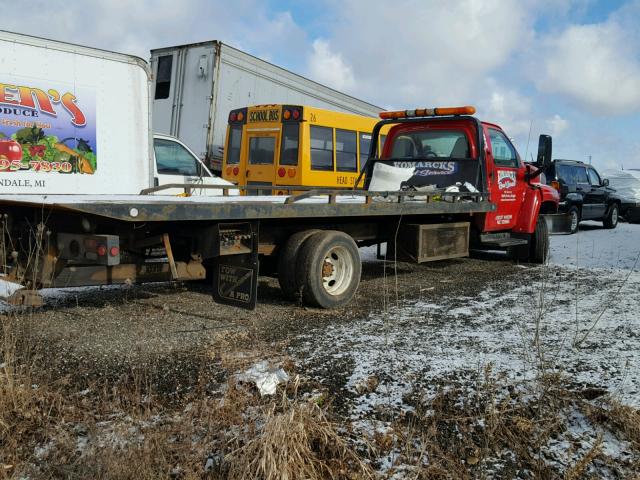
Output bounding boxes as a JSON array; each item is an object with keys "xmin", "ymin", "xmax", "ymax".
[
  {"xmin": 3, "ymin": 225, "xmax": 639, "ymax": 478},
  {"xmin": 14, "ymin": 253, "xmax": 516, "ymax": 391}
]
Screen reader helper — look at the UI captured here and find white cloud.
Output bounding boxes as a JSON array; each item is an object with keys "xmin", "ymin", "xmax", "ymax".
[
  {"xmin": 314, "ymin": 0, "xmax": 536, "ymax": 105},
  {"xmin": 535, "ymin": 17, "xmax": 640, "ymax": 115},
  {"xmin": 307, "ymin": 39, "xmax": 356, "ymax": 91},
  {"xmin": 546, "ymin": 114, "xmax": 569, "ymax": 136}
]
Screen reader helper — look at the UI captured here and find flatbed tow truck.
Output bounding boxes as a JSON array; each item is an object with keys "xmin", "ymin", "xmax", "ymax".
[{"xmin": 0, "ymin": 106, "xmax": 567, "ymax": 310}]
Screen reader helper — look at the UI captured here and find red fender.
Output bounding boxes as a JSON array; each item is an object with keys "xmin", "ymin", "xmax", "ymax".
[{"xmin": 512, "ymin": 187, "xmax": 542, "ymax": 234}]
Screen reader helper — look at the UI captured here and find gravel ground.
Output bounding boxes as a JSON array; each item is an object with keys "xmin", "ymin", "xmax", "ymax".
[{"xmin": 2, "ymin": 222, "xmax": 638, "ymax": 403}]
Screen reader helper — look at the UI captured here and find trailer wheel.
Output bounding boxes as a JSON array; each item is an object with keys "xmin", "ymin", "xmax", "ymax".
[
  {"xmin": 296, "ymin": 230, "xmax": 361, "ymax": 309},
  {"xmin": 277, "ymin": 230, "xmax": 320, "ymax": 300},
  {"xmin": 529, "ymin": 216, "xmax": 549, "ymax": 264}
]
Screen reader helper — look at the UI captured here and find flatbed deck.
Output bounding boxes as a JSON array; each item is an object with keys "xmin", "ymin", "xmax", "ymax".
[{"xmin": 0, "ymin": 190, "xmax": 494, "ymax": 222}]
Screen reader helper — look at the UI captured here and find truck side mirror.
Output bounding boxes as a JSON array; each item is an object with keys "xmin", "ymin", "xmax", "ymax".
[
  {"xmin": 602, "ymin": 178, "xmax": 609, "ymax": 187},
  {"xmin": 536, "ymin": 134, "xmax": 552, "ymax": 168}
]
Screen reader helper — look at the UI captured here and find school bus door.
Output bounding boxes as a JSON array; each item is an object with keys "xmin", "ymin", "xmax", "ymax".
[{"xmin": 244, "ymin": 130, "xmax": 279, "ymax": 195}]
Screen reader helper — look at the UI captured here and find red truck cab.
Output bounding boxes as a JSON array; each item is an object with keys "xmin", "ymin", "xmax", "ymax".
[{"xmin": 363, "ymin": 106, "xmax": 565, "ymax": 262}]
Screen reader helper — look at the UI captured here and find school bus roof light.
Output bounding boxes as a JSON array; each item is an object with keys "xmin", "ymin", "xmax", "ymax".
[
  {"xmin": 229, "ymin": 112, "xmax": 237, "ymax": 122},
  {"xmin": 236, "ymin": 111, "xmax": 244, "ymax": 121},
  {"xmin": 283, "ymin": 109, "xmax": 291, "ymax": 120},
  {"xmin": 379, "ymin": 105, "xmax": 476, "ymax": 119}
]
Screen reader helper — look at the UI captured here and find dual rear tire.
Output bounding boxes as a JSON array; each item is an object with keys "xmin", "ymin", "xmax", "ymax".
[{"xmin": 277, "ymin": 230, "xmax": 361, "ymax": 308}]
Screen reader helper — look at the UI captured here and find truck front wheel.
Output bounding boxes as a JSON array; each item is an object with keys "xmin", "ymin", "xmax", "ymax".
[
  {"xmin": 296, "ymin": 230, "xmax": 361, "ymax": 309},
  {"xmin": 529, "ymin": 216, "xmax": 550, "ymax": 264},
  {"xmin": 509, "ymin": 217, "xmax": 549, "ymax": 264}
]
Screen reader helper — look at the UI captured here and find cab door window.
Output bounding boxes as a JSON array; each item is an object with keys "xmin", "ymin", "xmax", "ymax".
[
  {"xmin": 154, "ymin": 138, "xmax": 199, "ymax": 176},
  {"xmin": 488, "ymin": 129, "xmax": 519, "ymax": 167}
]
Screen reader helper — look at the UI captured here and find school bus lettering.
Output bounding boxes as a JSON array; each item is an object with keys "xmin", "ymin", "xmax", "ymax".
[
  {"xmin": 248, "ymin": 108, "xmax": 280, "ymax": 123},
  {"xmin": 336, "ymin": 175, "xmax": 354, "ymax": 185}
]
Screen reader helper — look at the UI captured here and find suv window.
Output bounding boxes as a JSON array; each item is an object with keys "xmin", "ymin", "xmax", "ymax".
[
  {"xmin": 575, "ymin": 166, "xmax": 589, "ymax": 183},
  {"xmin": 488, "ymin": 129, "xmax": 518, "ymax": 167},
  {"xmin": 587, "ymin": 168, "xmax": 601, "ymax": 186},
  {"xmin": 154, "ymin": 138, "xmax": 199, "ymax": 176},
  {"xmin": 556, "ymin": 164, "xmax": 588, "ymax": 184}
]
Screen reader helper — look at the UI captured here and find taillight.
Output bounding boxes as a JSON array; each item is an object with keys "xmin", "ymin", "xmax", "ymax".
[
  {"xmin": 287, "ymin": 168, "xmax": 296, "ymax": 178},
  {"xmin": 233, "ymin": 166, "xmax": 239, "ymax": 176},
  {"xmin": 278, "ymin": 167, "xmax": 286, "ymax": 177},
  {"xmin": 226, "ymin": 166, "xmax": 232, "ymax": 176}
]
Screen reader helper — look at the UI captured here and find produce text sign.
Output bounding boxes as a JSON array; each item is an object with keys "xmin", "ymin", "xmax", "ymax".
[{"xmin": 0, "ymin": 78, "xmax": 97, "ymax": 175}]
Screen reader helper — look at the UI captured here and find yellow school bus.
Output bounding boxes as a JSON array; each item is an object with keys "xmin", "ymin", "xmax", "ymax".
[{"xmin": 222, "ymin": 105, "xmax": 387, "ymax": 193}]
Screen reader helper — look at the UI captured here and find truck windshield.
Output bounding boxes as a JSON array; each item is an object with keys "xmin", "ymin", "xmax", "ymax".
[
  {"xmin": 385, "ymin": 130, "xmax": 469, "ymax": 159},
  {"xmin": 154, "ymin": 138, "xmax": 199, "ymax": 176}
]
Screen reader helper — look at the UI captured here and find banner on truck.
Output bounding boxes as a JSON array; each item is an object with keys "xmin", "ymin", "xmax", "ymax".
[{"xmin": 0, "ymin": 78, "xmax": 97, "ymax": 175}]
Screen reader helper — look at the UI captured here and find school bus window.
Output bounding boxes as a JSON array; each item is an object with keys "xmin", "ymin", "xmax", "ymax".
[
  {"xmin": 310, "ymin": 125, "xmax": 333, "ymax": 171},
  {"xmin": 227, "ymin": 125, "xmax": 242, "ymax": 165},
  {"xmin": 336, "ymin": 129, "xmax": 357, "ymax": 172},
  {"xmin": 359, "ymin": 133, "xmax": 371, "ymax": 171},
  {"xmin": 280, "ymin": 123, "xmax": 299, "ymax": 166},
  {"xmin": 248, "ymin": 137, "xmax": 276, "ymax": 165}
]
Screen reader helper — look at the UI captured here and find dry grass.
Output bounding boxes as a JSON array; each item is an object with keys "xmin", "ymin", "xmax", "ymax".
[
  {"xmin": 226, "ymin": 398, "xmax": 374, "ymax": 480},
  {"xmin": 365, "ymin": 367, "xmax": 640, "ymax": 479}
]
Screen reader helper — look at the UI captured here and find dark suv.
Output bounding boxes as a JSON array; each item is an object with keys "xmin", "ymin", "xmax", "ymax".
[{"xmin": 545, "ymin": 160, "xmax": 621, "ymax": 234}]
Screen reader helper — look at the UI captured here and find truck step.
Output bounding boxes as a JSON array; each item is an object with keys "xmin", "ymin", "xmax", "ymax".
[
  {"xmin": 479, "ymin": 233, "xmax": 528, "ymax": 247},
  {"xmin": 482, "ymin": 238, "xmax": 529, "ymax": 247}
]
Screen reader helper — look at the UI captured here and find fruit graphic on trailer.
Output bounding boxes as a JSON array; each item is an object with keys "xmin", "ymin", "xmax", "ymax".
[{"xmin": 0, "ymin": 139, "xmax": 23, "ymax": 171}]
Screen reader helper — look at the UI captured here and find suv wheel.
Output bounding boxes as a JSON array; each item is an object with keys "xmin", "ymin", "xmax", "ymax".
[
  {"xmin": 568, "ymin": 206, "xmax": 580, "ymax": 234},
  {"xmin": 603, "ymin": 203, "xmax": 619, "ymax": 229}
]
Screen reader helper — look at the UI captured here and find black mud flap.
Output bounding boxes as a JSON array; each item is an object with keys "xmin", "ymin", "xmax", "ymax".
[
  {"xmin": 212, "ymin": 222, "xmax": 259, "ymax": 310},
  {"xmin": 542, "ymin": 213, "xmax": 573, "ymax": 234}
]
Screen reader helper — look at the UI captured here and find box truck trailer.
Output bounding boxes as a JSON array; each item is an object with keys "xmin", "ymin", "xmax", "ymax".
[
  {"xmin": 150, "ymin": 41, "xmax": 383, "ymax": 173},
  {"xmin": 0, "ymin": 31, "xmax": 234, "ymax": 196}
]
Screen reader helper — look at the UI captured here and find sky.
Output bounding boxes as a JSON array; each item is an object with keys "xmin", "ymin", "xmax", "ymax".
[{"xmin": 2, "ymin": 0, "xmax": 639, "ymax": 170}]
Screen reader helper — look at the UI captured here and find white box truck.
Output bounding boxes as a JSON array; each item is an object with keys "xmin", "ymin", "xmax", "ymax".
[
  {"xmin": 0, "ymin": 31, "xmax": 232, "ymax": 196},
  {"xmin": 150, "ymin": 41, "xmax": 383, "ymax": 173}
]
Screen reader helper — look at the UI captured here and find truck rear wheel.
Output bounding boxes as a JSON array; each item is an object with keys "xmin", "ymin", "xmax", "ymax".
[
  {"xmin": 278, "ymin": 229, "xmax": 320, "ymax": 300},
  {"xmin": 296, "ymin": 230, "xmax": 361, "ymax": 309}
]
